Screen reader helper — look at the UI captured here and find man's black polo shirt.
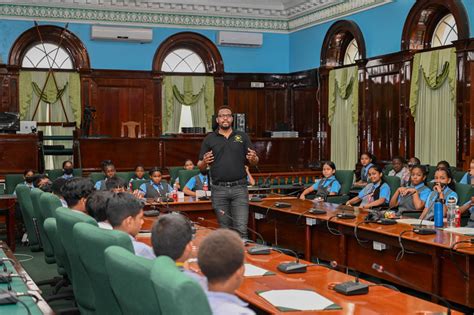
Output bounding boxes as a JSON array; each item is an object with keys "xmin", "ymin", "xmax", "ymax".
[{"xmin": 199, "ymin": 129, "xmax": 253, "ymax": 183}]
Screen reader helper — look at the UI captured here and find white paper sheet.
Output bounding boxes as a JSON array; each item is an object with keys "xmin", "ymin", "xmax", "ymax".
[
  {"xmin": 397, "ymin": 218, "xmax": 434, "ymax": 226},
  {"xmin": 244, "ymin": 263, "xmax": 271, "ymax": 277},
  {"xmin": 258, "ymin": 289, "xmax": 337, "ymax": 311},
  {"xmin": 443, "ymin": 227, "xmax": 474, "ymax": 235}
]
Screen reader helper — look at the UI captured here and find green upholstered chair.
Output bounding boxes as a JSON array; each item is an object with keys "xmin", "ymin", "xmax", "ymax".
[
  {"xmin": 55, "ymin": 207, "xmax": 98, "ymax": 315},
  {"xmin": 104, "ymin": 246, "xmax": 160, "ymax": 315},
  {"xmin": 46, "ymin": 169, "xmax": 83, "ymax": 180},
  {"xmin": 116, "ymin": 171, "xmax": 133, "ymax": 183},
  {"xmin": 39, "ymin": 192, "xmax": 62, "ymax": 219},
  {"xmin": 454, "ymin": 171, "xmax": 467, "ymax": 183},
  {"xmin": 74, "ymin": 223, "xmax": 134, "ymax": 315},
  {"xmin": 426, "ymin": 165, "xmax": 436, "ymax": 182},
  {"xmin": 168, "ymin": 166, "xmax": 183, "ymax": 184},
  {"xmin": 5, "ymin": 174, "xmax": 26, "ymax": 195},
  {"xmin": 454, "ymin": 183, "xmax": 473, "ymax": 226},
  {"xmin": 43, "ymin": 218, "xmax": 67, "ymax": 278},
  {"xmin": 30, "ymin": 188, "xmax": 55, "ymax": 262},
  {"xmin": 178, "ymin": 169, "xmax": 200, "ymax": 189},
  {"xmin": 384, "ymin": 175, "xmax": 401, "ymax": 199},
  {"xmin": 326, "ymin": 170, "xmax": 354, "ymax": 204},
  {"xmin": 131, "ymin": 179, "xmax": 148, "ymax": 191},
  {"xmin": 151, "ymin": 256, "xmax": 211, "ymax": 315},
  {"xmin": 15, "ymin": 185, "xmax": 41, "ymax": 251},
  {"xmin": 89, "ymin": 172, "xmax": 105, "ymax": 184},
  {"xmin": 383, "ymin": 164, "xmax": 393, "ymax": 176}
]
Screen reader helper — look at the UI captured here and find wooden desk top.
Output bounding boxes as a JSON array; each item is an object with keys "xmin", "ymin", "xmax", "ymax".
[
  {"xmin": 137, "ymin": 226, "xmax": 455, "ymax": 314},
  {"xmin": 250, "ymin": 199, "xmax": 474, "ymax": 255}
]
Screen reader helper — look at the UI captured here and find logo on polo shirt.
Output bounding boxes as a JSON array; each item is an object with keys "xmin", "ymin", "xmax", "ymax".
[{"xmin": 234, "ymin": 135, "xmax": 243, "ymax": 143}]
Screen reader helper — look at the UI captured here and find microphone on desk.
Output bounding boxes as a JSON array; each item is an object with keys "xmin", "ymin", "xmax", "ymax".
[
  {"xmin": 372, "ymin": 263, "xmax": 451, "ymax": 314},
  {"xmin": 330, "ymin": 261, "xmax": 369, "ymax": 295}
]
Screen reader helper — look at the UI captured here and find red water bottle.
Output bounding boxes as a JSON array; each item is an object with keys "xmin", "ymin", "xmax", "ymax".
[
  {"xmin": 203, "ymin": 180, "xmax": 208, "ymax": 192},
  {"xmin": 455, "ymin": 206, "xmax": 461, "ymax": 228}
]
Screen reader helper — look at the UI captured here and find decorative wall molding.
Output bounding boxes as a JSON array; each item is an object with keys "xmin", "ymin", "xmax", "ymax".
[{"xmin": 0, "ymin": 0, "xmax": 392, "ymax": 33}]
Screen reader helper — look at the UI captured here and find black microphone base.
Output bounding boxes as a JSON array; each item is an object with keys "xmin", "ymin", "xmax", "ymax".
[
  {"xmin": 143, "ymin": 210, "xmax": 160, "ymax": 217},
  {"xmin": 334, "ymin": 281, "xmax": 369, "ymax": 296},
  {"xmin": 198, "ymin": 196, "xmax": 210, "ymax": 201},
  {"xmin": 247, "ymin": 246, "xmax": 272, "ymax": 255},
  {"xmin": 376, "ymin": 218, "xmax": 397, "ymax": 225},
  {"xmin": 161, "ymin": 197, "xmax": 174, "ymax": 203},
  {"xmin": 413, "ymin": 227, "xmax": 437, "ymax": 235},
  {"xmin": 275, "ymin": 202, "xmax": 291, "ymax": 208},
  {"xmin": 277, "ymin": 262, "xmax": 307, "ymax": 274},
  {"xmin": 249, "ymin": 196, "xmax": 263, "ymax": 202},
  {"xmin": 337, "ymin": 213, "xmax": 356, "ymax": 219},
  {"xmin": 309, "ymin": 208, "xmax": 326, "ymax": 215}
]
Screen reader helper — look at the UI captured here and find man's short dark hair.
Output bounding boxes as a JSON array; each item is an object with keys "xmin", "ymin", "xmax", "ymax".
[
  {"xmin": 106, "ymin": 192, "xmax": 143, "ymax": 227},
  {"xmin": 151, "ymin": 213, "xmax": 192, "ymax": 260},
  {"xmin": 62, "ymin": 177, "xmax": 95, "ymax": 208},
  {"xmin": 105, "ymin": 176, "xmax": 127, "ymax": 191},
  {"xmin": 62, "ymin": 160, "xmax": 73, "ymax": 169},
  {"xmin": 198, "ymin": 229, "xmax": 244, "ymax": 284},
  {"xmin": 52, "ymin": 177, "xmax": 67, "ymax": 196},
  {"xmin": 86, "ymin": 191, "xmax": 114, "ymax": 222}
]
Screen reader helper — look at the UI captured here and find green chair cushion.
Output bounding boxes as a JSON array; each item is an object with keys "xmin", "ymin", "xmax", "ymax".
[
  {"xmin": 335, "ymin": 170, "xmax": 354, "ymax": 195},
  {"xmin": 178, "ymin": 169, "xmax": 200, "ymax": 189},
  {"xmin": 30, "ymin": 188, "xmax": 55, "ymax": 262},
  {"xmin": 15, "ymin": 185, "xmax": 41, "ymax": 250},
  {"xmin": 46, "ymin": 169, "xmax": 83, "ymax": 180},
  {"xmin": 455, "ymin": 183, "xmax": 473, "ymax": 206},
  {"xmin": 5, "ymin": 174, "xmax": 26, "ymax": 195},
  {"xmin": 131, "ymin": 179, "xmax": 148, "ymax": 191},
  {"xmin": 384, "ymin": 176, "xmax": 401, "ymax": 199},
  {"xmin": 43, "ymin": 218, "xmax": 67, "ymax": 276}
]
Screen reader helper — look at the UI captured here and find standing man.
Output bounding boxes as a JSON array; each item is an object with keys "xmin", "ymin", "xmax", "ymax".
[{"xmin": 198, "ymin": 106, "xmax": 259, "ymax": 238}]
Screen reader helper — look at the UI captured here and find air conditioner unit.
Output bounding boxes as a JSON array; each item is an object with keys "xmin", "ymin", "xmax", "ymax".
[
  {"xmin": 217, "ymin": 31, "xmax": 263, "ymax": 47},
  {"xmin": 91, "ymin": 25, "xmax": 153, "ymax": 43}
]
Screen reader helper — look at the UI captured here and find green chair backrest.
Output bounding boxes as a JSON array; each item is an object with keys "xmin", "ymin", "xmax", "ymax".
[
  {"xmin": 454, "ymin": 171, "xmax": 467, "ymax": 183},
  {"xmin": 426, "ymin": 165, "xmax": 436, "ymax": 182},
  {"xmin": 5, "ymin": 174, "xmax": 26, "ymax": 195},
  {"xmin": 169, "ymin": 166, "xmax": 199, "ymax": 184},
  {"xmin": 383, "ymin": 164, "xmax": 393, "ymax": 176},
  {"xmin": 15, "ymin": 185, "xmax": 41, "ymax": 250},
  {"xmin": 455, "ymin": 183, "xmax": 473, "ymax": 206},
  {"xmin": 334, "ymin": 170, "xmax": 354, "ymax": 195},
  {"xmin": 39, "ymin": 192, "xmax": 62, "ymax": 219},
  {"xmin": 131, "ymin": 179, "xmax": 148, "ymax": 191},
  {"xmin": 151, "ymin": 256, "xmax": 211, "ymax": 315},
  {"xmin": 116, "ymin": 171, "xmax": 132, "ymax": 183},
  {"xmin": 74, "ymin": 223, "xmax": 134, "ymax": 315},
  {"xmin": 89, "ymin": 172, "xmax": 105, "ymax": 184},
  {"xmin": 55, "ymin": 207, "xmax": 98, "ymax": 314},
  {"xmin": 178, "ymin": 169, "xmax": 200, "ymax": 189},
  {"xmin": 384, "ymin": 176, "xmax": 401, "ymax": 199},
  {"xmin": 31, "ymin": 188, "xmax": 56, "ymax": 263},
  {"xmin": 105, "ymin": 246, "xmax": 160, "ymax": 315},
  {"xmin": 46, "ymin": 168, "xmax": 83, "ymax": 180},
  {"xmin": 43, "ymin": 217, "xmax": 66, "ymax": 276}
]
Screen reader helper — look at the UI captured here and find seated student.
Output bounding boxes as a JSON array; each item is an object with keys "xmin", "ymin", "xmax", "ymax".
[
  {"xmin": 389, "ymin": 165, "xmax": 430, "ymax": 213},
  {"xmin": 175, "ymin": 159, "xmax": 195, "ymax": 189},
  {"xmin": 86, "ymin": 191, "xmax": 114, "ymax": 230},
  {"xmin": 105, "ymin": 176, "xmax": 127, "ymax": 192},
  {"xmin": 106, "ymin": 192, "xmax": 155, "ymax": 259},
  {"xmin": 94, "ymin": 160, "xmax": 116, "ymax": 191},
  {"xmin": 300, "ymin": 161, "xmax": 341, "ymax": 200},
  {"xmin": 183, "ymin": 169, "xmax": 210, "ymax": 197},
  {"xmin": 420, "ymin": 167, "xmax": 458, "ymax": 220},
  {"xmin": 460, "ymin": 158, "xmax": 474, "ymax": 185},
  {"xmin": 407, "ymin": 157, "xmax": 421, "ymax": 170},
  {"xmin": 61, "ymin": 177, "xmax": 95, "ymax": 214},
  {"xmin": 346, "ymin": 164, "xmax": 390, "ymax": 209},
  {"xmin": 129, "ymin": 164, "xmax": 146, "ymax": 189},
  {"xmin": 388, "ymin": 156, "xmax": 410, "ymax": 186},
  {"xmin": 34, "ymin": 174, "xmax": 51, "ymax": 191},
  {"xmin": 245, "ymin": 165, "xmax": 255, "ymax": 186},
  {"xmin": 198, "ymin": 229, "xmax": 255, "ymax": 315},
  {"xmin": 353, "ymin": 153, "xmax": 375, "ymax": 187},
  {"xmin": 61, "ymin": 160, "xmax": 75, "ymax": 179},
  {"xmin": 459, "ymin": 197, "xmax": 474, "ymax": 227},
  {"xmin": 139, "ymin": 167, "xmax": 173, "ymax": 199},
  {"xmin": 52, "ymin": 177, "xmax": 68, "ymax": 207},
  {"xmin": 151, "ymin": 213, "xmax": 207, "ymax": 289},
  {"xmin": 14, "ymin": 169, "xmax": 35, "ymax": 194}
]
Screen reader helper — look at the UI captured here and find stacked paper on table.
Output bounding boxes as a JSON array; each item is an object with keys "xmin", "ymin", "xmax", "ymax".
[
  {"xmin": 257, "ymin": 289, "xmax": 341, "ymax": 311},
  {"xmin": 397, "ymin": 218, "xmax": 434, "ymax": 226},
  {"xmin": 244, "ymin": 263, "xmax": 274, "ymax": 277},
  {"xmin": 443, "ymin": 227, "xmax": 474, "ymax": 236}
]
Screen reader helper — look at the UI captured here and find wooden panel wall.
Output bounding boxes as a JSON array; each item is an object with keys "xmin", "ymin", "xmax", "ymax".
[{"xmin": 0, "ymin": 66, "xmax": 18, "ymax": 113}]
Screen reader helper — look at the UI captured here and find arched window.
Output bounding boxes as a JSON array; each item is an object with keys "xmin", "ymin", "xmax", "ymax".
[
  {"xmin": 154, "ymin": 32, "xmax": 223, "ymax": 134},
  {"xmin": 22, "ymin": 43, "xmax": 73, "ymax": 69},
  {"xmin": 401, "ymin": 0, "xmax": 468, "ymax": 50},
  {"xmin": 321, "ymin": 20, "xmax": 365, "ymax": 67}
]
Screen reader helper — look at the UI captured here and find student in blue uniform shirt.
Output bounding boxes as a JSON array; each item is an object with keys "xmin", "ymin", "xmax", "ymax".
[
  {"xmin": 354, "ymin": 153, "xmax": 375, "ymax": 187},
  {"xmin": 61, "ymin": 160, "xmax": 74, "ymax": 179},
  {"xmin": 14, "ymin": 169, "xmax": 35, "ymax": 195},
  {"xmin": 460, "ymin": 158, "xmax": 474, "ymax": 185},
  {"xmin": 198, "ymin": 229, "xmax": 255, "ymax": 315},
  {"xmin": 139, "ymin": 167, "xmax": 173, "ymax": 199},
  {"xmin": 129, "ymin": 164, "xmax": 146, "ymax": 190},
  {"xmin": 300, "ymin": 161, "xmax": 341, "ymax": 200},
  {"xmin": 389, "ymin": 165, "xmax": 431, "ymax": 213},
  {"xmin": 420, "ymin": 167, "xmax": 458, "ymax": 220},
  {"xmin": 151, "ymin": 213, "xmax": 207, "ymax": 290},
  {"xmin": 346, "ymin": 164, "xmax": 390, "ymax": 209},
  {"xmin": 106, "ymin": 192, "xmax": 155, "ymax": 259},
  {"xmin": 183, "ymin": 169, "xmax": 209, "ymax": 197},
  {"xmin": 94, "ymin": 160, "xmax": 116, "ymax": 190}
]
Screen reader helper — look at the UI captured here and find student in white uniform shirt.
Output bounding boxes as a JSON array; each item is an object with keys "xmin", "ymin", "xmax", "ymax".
[{"xmin": 85, "ymin": 191, "xmax": 114, "ymax": 230}]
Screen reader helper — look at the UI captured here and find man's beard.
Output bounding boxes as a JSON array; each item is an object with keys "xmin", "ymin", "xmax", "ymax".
[{"xmin": 219, "ymin": 124, "xmax": 231, "ymax": 130}]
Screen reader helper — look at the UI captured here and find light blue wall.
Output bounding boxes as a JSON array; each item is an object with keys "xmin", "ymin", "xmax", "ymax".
[{"xmin": 0, "ymin": 19, "xmax": 289, "ymax": 73}]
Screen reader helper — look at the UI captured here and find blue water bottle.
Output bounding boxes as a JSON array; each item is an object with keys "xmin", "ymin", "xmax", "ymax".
[{"xmin": 434, "ymin": 199, "xmax": 444, "ymax": 228}]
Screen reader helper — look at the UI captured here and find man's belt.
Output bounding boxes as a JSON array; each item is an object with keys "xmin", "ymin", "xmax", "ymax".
[{"xmin": 213, "ymin": 178, "xmax": 247, "ymax": 187}]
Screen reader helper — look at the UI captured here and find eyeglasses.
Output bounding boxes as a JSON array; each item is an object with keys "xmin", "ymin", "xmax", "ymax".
[{"xmin": 218, "ymin": 114, "xmax": 232, "ymax": 118}]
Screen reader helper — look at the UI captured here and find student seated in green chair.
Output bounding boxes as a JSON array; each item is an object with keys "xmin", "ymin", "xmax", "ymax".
[
  {"xmin": 346, "ymin": 165, "xmax": 390, "ymax": 209},
  {"xmin": 389, "ymin": 165, "xmax": 430, "ymax": 214},
  {"xmin": 151, "ymin": 213, "xmax": 207, "ymax": 289},
  {"xmin": 61, "ymin": 177, "xmax": 95, "ymax": 214},
  {"xmin": 139, "ymin": 167, "xmax": 173, "ymax": 199},
  {"xmin": 86, "ymin": 191, "xmax": 114, "ymax": 230},
  {"xmin": 129, "ymin": 164, "xmax": 146, "ymax": 190},
  {"xmin": 420, "ymin": 167, "xmax": 458, "ymax": 220},
  {"xmin": 183, "ymin": 169, "xmax": 210, "ymax": 197},
  {"xmin": 35, "ymin": 174, "xmax": 52, "ymax": 192},
  {"xmin": 94, "ymin": 160, "xmax": 116, "ymax": 191},
  {"xmin": 106, "ymin": 192, "xmax": 155, "ymax": 259},
  {"xmin": 14, "ymin": 169, "xmax": 35, "ymax": 195},
  {"xmin": 388, "ymin": 156, "xmax": 410, "ymax": 186},
  {"xmin": 198, "ymin": 229, "xmax": 255, "ymax": 315},
  {"xmin": 52, "ymin": 177, "xmax": 68, "ymax": 207},
  {"xmin": 299, "ymin": 161, "xmax": 341, "ymax": 201},
  {"xmin": 105, "ymin": 176, "xmax": 128, "ymax": 192},
  {"xmin": 460, "ymin": 197, "xmax": 474, "ymax": 227},
  {"xmin": 460, "ymin": 158, "xmax": 474, "ymax": 185},
  {"xmin": 353, "ymin": 153, "xmax": 375, "ymax": 187},
  {"xmin": 175, "ymin": 159, "xmax": 195, "ymax": 189},
  {"xmin": 61, "ymin": 160, "xmax": 75, "ymax": 179}
]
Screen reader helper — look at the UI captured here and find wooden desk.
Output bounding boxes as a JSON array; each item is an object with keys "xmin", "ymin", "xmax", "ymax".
[
  {"xmin": 136, "ymin": 225, "xmax": 455, "ymax": 314},
  {"xmin": 0, "ymin": 194, "xmax": 16, "ymax": 251},
  {"xmin": 0, "ymin": 134, "xmax": 41, "ymax": 174},
  {"xmin": 249, "ymin": 199, "xmax": 474, "ymax": 309}
]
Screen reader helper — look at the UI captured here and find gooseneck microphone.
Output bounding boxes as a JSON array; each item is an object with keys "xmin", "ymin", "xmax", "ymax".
[
  {"xmin": 330, "ymin": 261, "xmax": 369, "ymax": 295},
  {"xmin": 372, "ymin": 263, "xmax": 451, "ymax": 314}
]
